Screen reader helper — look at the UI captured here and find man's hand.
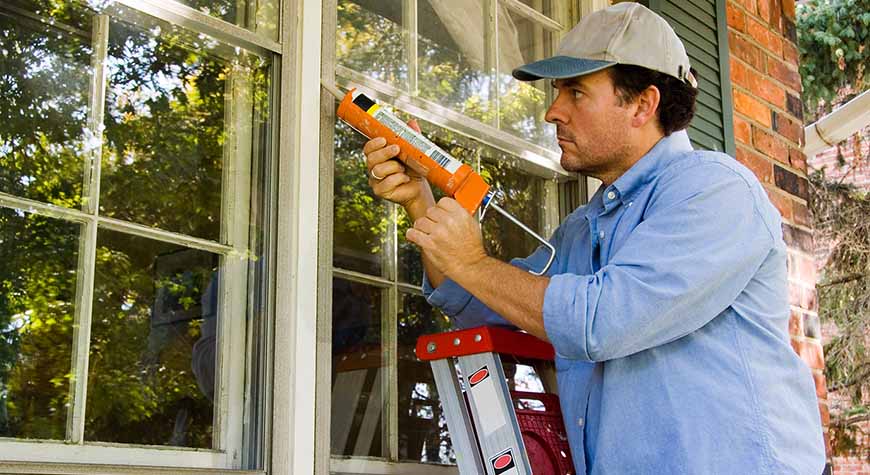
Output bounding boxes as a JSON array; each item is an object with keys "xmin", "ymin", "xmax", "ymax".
[
  {"xmin": 405, "ymin": 197, "xmax": 487, "ymax": 278},
  {"xmin": 363, "ymin": 119, "xmax": 434, "ymax": 219}
]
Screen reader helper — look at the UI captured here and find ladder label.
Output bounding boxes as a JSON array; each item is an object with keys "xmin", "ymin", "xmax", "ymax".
[
  {"xmin": 490, "ymin": 448, "xmax": 519, "ymax": 475},
  {"xmin": 469, "ymin": 365, "xmax": 507, "ymax": 437}
]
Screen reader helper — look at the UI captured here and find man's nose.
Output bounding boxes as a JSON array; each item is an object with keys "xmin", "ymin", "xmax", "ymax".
[{"xmin": 545, "ymin": 92, "xmax": 567, "ymax": 125}]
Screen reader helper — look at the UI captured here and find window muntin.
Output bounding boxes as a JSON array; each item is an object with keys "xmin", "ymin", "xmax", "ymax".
[
  {"xmin": 171, "ymin": 0, "xmax": 279, "ymax": 42},
  {"xmin": 0, "ymin": 0, "xmax": 272, "ymax": 466},
  {"xmin": 336, "ymin": 0, "xmax": 407, "ymax": 90}
]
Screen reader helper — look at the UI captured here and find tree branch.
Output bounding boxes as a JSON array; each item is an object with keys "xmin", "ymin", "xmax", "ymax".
[{"xmin": 819, "ymin": 272, "xmax": 868, "ymax": 288}]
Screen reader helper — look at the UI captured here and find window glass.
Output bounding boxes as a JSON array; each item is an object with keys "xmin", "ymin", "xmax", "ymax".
[
  {"xmin": 498, "ymin": 8, "xmax": 556, "ymax": 147},
  {"xmin": 0, "ymin": 208, "xmax": 80, "ymax": 440},
  {"xmin": 171, "ymin": 0, "xmax": 279, "ymax": 41},
  {"xmin": 336, "ymin": 0, "xmax": 406, "ymax": 90},
  {"xmin": 516, "ymin": 0, "xmax": 555, "ymax": 17},
  {"xmin": 85, "ymin": 229, "xmax": 219, "ymax": 448},
  {"xmin": 417, "ymin": 0, "xmax": 490, "ymax": 120},
  {"xmin": 100, "ymin": 10, "xmax": 271, "ymax": 242},
  {"xmin": 480, "ymin": 153, "xmax": 545, "ymax": 262},
  {"xmin": 0, "ymin": 1, "xmax": 92, "ymax": 208},
  {"xmin": 397, "ymin": 292, "xmax": 453, "ymax": 464},
  {"xmin": 333, "ymin": 119, "xmax": 391, "ymax": 276},
  {"xmin": 331, "ymin": 278, "xmax": 386, "ymax": 458}
]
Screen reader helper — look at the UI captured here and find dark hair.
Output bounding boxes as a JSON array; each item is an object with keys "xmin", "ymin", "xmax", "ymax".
[{"xmin": 608, "ymin": 64, "xmax": 698, "ymax": 136}]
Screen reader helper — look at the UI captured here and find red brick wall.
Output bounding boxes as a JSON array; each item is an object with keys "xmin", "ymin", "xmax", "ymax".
[
  {"xmin": 808, "ymin": 127, "xmax": 870, "ymax": 188},
  {"xmin": 726, "ymin": 0, "xmax": 831, "ymax": 466}
]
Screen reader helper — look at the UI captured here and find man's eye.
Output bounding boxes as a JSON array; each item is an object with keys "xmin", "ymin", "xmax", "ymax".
[{"xmin": 573, "ymin": 90, "xmax": 583, "ymax": 99}]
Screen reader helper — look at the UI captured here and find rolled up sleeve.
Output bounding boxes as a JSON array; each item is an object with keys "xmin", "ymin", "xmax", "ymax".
[{"xmin": 543, "ymin": 164, "xmax": 775, "ymax": 361}]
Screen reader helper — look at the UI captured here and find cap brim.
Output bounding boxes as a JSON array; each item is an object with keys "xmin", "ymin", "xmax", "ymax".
[{"xmin": 512, "ymin": 56, "xmax": 616, "ymax": 81}]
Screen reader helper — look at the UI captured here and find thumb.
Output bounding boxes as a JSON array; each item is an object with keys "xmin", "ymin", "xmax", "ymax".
[{"xmin": 407, "ymin": 118, "xmax": 422, "ymax": 133}]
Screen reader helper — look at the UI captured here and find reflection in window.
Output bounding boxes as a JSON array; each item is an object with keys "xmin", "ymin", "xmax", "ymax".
[
  {"xmin": 331, "ymin": 278, "xmax": 385, "ymax": 458},
  {"xmin": 498, "ymin": 7, "xmax": 556, "ymax": 147},
  {"xmin": 481, "ymin": 153, "xmax": 545, "ymax": 262},
  {"xmin": 100, "ymin": 11, "xmax": 270, "ymax": 242},
  {"xmin": 0, "ymin": 208, "xmax": 80, "ymax": 440},
  {"xmin": 172, "ymin": 0, "xmax": 278, "ymax": 42},
  {"xmin": 0, "ymin": 1, "xmax": 92, "ymax": 208},
  {"xmin": 336, "ymin": 0, "xmax": 406, "ymax": 90},
  {"xmin": 333, "ymin": 119, "xmax": 390, "ymax": 277},
  {"xmin": 397, "ymin": 292, "xmax": 453, "ymax": 464},
  {"xmin": 85, "ymin": 229, "xmax": 219, "ymax": 448}
]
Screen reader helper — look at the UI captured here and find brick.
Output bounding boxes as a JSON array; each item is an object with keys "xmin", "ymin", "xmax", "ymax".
[
  {"xmin": 734, "ymin": 115, "xmax": 751, "ymax": 145},
  {"xmin": 789, "ymin": 147, "xmax": 807, "ymax": 170},
  {"xmin": 733, "ymin": 90, "xmax": 772, "ymax": 127},
  {"xmin": 782, "ymin": 223, "xmax": 814, "ymax": 253},
  {"xmin": 772, "ymin": 111, "xmax": 803, "ymax": 145},
  {"xmin": 783, "ymin": 41, "xmax": 799, "ymax": 65},
  {"xmin": 757, "ymin": 0, "xmax": 771, "ymax": 23},
  {"xmin": 727, "ymin": 2, "xmax": 746, "ymax": 32},
  {"xmin": 749, "ymin": 70, "xmax": 787, "ymax": 107},
  {"xmin": 804, "ymin": 286, "xmax": 818, "ymax": 313},
  {"xmin": 788, "ymin": 309, "xmax": 803, "ymax": 336},
  {"xmin": 730, "ymin": 58, "xmax": 751, "ymax": 88},
  {"xmin": 747, "ymin": 17, "xmax": 783, "ymax": 57},
  {"xmin": 819, "ymin": 402, "xmax": 830, "ymax": 426},
  {"xmin": 770, "ymin": 0, "xmax": 782, "ymax": 33},
  {"xmin": 791, "ymin": 339, "xmax": 825, "ymax": 370},
  {"xmin": 767, "ymin": 56, "xmax": 802, "ymax": 91},
  {"xmin": 766, "ymin": 187, "xmax": 793, "ymax": 220},
  {"xmin": 793, "ymin": 201, "xmax": 810, "ymax": 227},
  {"xmin": 786, "ymin": 93, "xmax": 804, "ymax": 120},
  {"xmin": 732, "ymin": 0, "xmax": 756, "ymax": 14},
  {"xmin": 754, "ymin": 126, "xmax": 790, "ymax": 163},
  {"xmin": 803, "ymin": 312, "xmax": 820, "ymax": 339},
  {"xmin": 812, "ymin": 371, "xmax": 827, "ymax": 398},
  {"xmin": 736, "ymin": 146, "xmax": 773, "ymax": 183},
  {"xmin": 782, "ymin": 0, "xmax": 796, "ymax": 19},
  {"xmin": 729, "ymin": 31, "xmax": 765, "ymax": 71},
  {"xmin": 782, "ymin": 16, "xmax": 797, "ymax": 44},
  {"xmin": 796, "ymin": 254, "xmax": 817, "ymax": 283},
  {"xmin": 774, "ymin": 164, "xmax": 809, "ymax": 199}
]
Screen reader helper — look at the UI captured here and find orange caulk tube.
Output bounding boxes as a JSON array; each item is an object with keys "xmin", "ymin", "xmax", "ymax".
[{"xmin": 327, "ymin": 85, "xmax": 490, "ymax": 214}]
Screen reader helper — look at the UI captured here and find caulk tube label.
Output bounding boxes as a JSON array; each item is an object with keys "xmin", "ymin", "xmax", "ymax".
[{"xmin": 352, "ymin": 91, "xmax": 462, "ymax": 175}]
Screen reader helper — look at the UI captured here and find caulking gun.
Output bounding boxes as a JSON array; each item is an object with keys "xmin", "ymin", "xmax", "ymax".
[{"xmin": 322, "ymin": 81, "xmax": 555, "ymax": 276}]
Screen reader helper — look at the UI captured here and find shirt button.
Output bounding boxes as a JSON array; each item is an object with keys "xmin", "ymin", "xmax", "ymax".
[
  {"xmin": 607, "ymin": 191, "xmax": 616, "ymax": 200},
  {"xmin": 578, "ymin": 417, "xmax": 585, "ymax": 427},
  {"xmin": 598, "ymin": 230, "xmax": 605, "ymax": 240},
  {"xmin": 628, "ymin": 201, "xmax": 633, "ymax": 207}
]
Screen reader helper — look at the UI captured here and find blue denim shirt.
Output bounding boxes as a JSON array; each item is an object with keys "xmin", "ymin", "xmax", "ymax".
[{"xmin": 424, "ymin": 131, "xmax": 825, "ymax": 474}]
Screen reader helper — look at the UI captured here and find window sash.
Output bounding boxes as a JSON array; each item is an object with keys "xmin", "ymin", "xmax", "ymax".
[{"xmin": 0, "ymin": 1, "xmax": 272, "ymax": 468}]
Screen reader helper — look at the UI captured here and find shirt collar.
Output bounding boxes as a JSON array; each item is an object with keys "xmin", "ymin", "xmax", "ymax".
[{"xmin": 604, "ymin": 130, "xmax": 694, "ymax": 208}]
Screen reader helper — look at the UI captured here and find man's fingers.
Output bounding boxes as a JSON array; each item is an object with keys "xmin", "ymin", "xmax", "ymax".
[
  {"xmin": 371, "ymin": 173, "xmax": 410, "ymax": 193},
  {"xmin": 407, "ymin": 119, "xmax": 421, "ymax": 134},
  {"xmin": 436, "ymin": 197, "xmax": 464, "ymax": 213},
  {"xmin": 370, "ymin": 160, "xmax": 406, "ymax": 181},
  {"xmin": 365, "ymin": 143, "xmax": 401, "ymax": 168},
  {"xmin": 363, "ymin": 137, "xmax": 387, "ymax": 155},
  {"xmin": 406, "ymin": 227, "xmax": 434, "ymax": 249},
  {"xmin": 413, "ymin": 217, "xmax": 438, "ymax": 234},
  {"xmin": 425, "ymin": 205, "xmax": 451, "ymax": 223}
]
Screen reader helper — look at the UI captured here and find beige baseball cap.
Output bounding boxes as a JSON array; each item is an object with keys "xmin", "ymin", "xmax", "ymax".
[{"xmin": 512, "ymin": 2, "xmax": 697, "ymax": 87}]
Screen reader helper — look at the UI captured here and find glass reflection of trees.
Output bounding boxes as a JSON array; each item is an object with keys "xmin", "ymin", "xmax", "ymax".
[{"xmin": 0, "ymin": 0, "xmax": 269, "ymax": 448}]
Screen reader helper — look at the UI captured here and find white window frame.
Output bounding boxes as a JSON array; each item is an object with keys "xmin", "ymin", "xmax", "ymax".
[
  {"xmin": 317, "ymin": 1, "xmax": 587, "ymax": 474},
  {"xmin": 0, "ymin": 0, "xmax": 284, "ymax": 472}
]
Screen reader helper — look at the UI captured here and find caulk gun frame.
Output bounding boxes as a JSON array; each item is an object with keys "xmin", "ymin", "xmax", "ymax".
[{"xmin": 481, "ymin": 191, "xmax": 556, "ymax": 276}]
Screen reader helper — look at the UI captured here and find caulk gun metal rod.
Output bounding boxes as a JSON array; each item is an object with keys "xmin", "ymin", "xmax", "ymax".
[
  {"xmin": 487, "ymin": 202, "xmax": 556, "ymax": 276},
  {"xmin": 321, "ymin": 80, "xmax": 344, "ymax": 100}
]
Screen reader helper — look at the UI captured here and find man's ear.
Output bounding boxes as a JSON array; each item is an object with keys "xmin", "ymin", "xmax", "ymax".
[{"xmin": 632, "ymin": 85, "xmax": 661, "ymax": 129}]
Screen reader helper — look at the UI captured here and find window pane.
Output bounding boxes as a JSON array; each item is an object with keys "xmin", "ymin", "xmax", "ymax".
[
  {"xmin": 85, "ymin": 229, "xmax": 219, "ymax": 448},
  {"xmin": 336, "ymin": 0, "xmax": 406, "ymax": 90},
  {"xmin": 417, "ymin": 0, "xmax": 491, "ymax": 120},
  {"xmin": 100, "ymin": 10, "xmax": 271, "ymax": 242},
  {"xmin": 333, "ymin": 119, "xmax": 390, "ymax": 276},
  {"xmin": 397, "ymin": 292, "xmax": 454, "ymax": 464},
  {"xmin": 498, "ymin": 9, "xmax": 556, "ymax": 147},
  {"xmin": 515, "ymin": 0, "xmax": 555, "ymax": 17},
  {"xmin": 331, "ymin": 278, "xmax": 385, "ymax": 458},
  {"xmin": 480, "ymin": 154, "xmax": 545, "ymax": 262},
  {"xmin": 0, "ymin": 208, "xmax": 79, "ymax": 440},
  {"xmin": 170, "ymin": 0, "xmax": 279, "ymax": 42},
  {"xmin": 0, "ymin": 2, "xmax": 93, "ymax": 208}
]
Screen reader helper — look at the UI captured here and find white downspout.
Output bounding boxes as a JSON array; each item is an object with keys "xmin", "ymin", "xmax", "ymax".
[{"xmin": 803, "ymin": 89, "xmax": 870, "ymax": 157}]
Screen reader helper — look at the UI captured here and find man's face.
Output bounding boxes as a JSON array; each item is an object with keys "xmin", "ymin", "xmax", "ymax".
[{"xmin": 546, "ymin": 69, "xmax": 634, "ymax": 177}]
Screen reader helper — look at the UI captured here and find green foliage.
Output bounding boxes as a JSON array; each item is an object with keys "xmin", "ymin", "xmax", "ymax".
[{"xmin": 797, "ymin": 0, "xmax": 870, "ymax": 120}]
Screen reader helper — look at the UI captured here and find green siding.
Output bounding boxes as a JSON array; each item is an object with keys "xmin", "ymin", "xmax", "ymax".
[{"xmin": 645, "ymin": 0, "xmax": 736, "ymax": 155}]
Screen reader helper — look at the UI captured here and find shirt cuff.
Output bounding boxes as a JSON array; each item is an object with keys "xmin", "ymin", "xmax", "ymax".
[
  {"xmin": 543, "ymin": 273, "xmax": 591, "ymax": 361},
  {"xmin": 423, "ymin": 272, "xmax": 474, "ymax": 317}
]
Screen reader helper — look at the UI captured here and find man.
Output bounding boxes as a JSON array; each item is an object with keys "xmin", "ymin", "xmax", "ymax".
[{"xmin": 363, "ymin": 3, "xmax": 825, "ymax": 474}]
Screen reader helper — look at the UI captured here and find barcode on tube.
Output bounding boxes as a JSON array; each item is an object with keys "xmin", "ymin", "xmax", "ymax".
[{"xmin": 372, "ymin": 108, "xmax": 461, "ymax": 174}]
